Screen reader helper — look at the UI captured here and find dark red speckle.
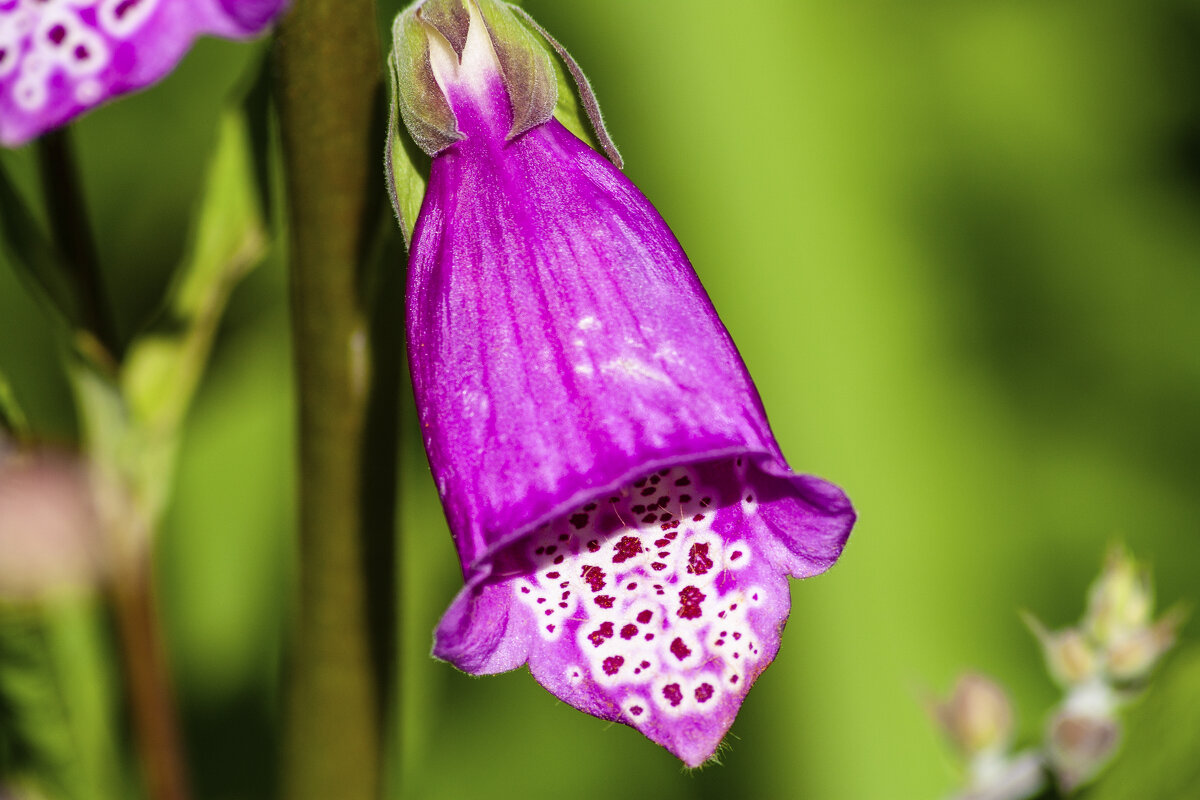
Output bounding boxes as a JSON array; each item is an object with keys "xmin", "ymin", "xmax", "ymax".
[
  {"xmin": 669, "ymin": 637, "xmax": 692, "ymax": 661},
  {"xmin": 582, "ymin": 565, "xmax": 606, "ymax": 591},
  {"xmin": 677, "ymin": 585, "xmax": 707, "ymax": 619},
  {"xmin": 620, "ymin": 624, "xmax": 638, "ymax": 640},
  {"xmin": 602, "ymin": 655, "xmax": 624, "ymax": 675},
  {"xmin": 587, "ymin": 621, "xmax": 615, "ymax": 647},
  {"xmin": 587, "ymin": 540, "xmax": 600, "ymax": 552},
  {"xmin": 636, "ymin": 609, "xmax": 653, "ymax": 624},
  {"xmin": 695, "ymin": 683, "xmax": 714, "ymax": 703},
  {"xmin": 630, "ymin": 705, "xmax": 643, "ymax": 716},
  {"xmin": 662, "ymin": 684, "xmax": 683, "ymax": 707},
  {"xmin": 651, "ymin": 562, "xmax": 667, "ymax": 571},
  {"xmin": 569, "ymin": 513, "xmax": 589, "ymax": 529},
  {"xmin": 595, "ymin": 595, "xmax": 615, "ymax": 609},
  {"xmin": 612, "ymin": 536, "xmax": 643, "ymax": 563},
  {"xmin": 115, "ymin": 0, "xmax": 143, "ymax": 19},
  {"xmin": 687, "ymin": 542, "xmax": 714, "ymax": 576},
  {"xmin": 48, "ymin": 24, "xmax": 66, "ymax": 44}
]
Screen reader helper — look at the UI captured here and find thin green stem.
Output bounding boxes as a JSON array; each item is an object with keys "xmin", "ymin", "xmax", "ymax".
[
  {"xmin": 36, "ymin": 128, "xmax": 120, "ymax": 357},
  {"xmin": 274, "ymin": 3, "xmax": 386, "ymax": 799}
]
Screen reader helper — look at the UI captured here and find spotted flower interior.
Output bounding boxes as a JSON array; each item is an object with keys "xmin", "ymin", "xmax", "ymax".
[
  {"xmin": 492, "ymin": 459, "xmax": 793, "ymax": 765},
  {"xmin": 0, "ymin": 0, "xmax": 284, "ymax": 146}
]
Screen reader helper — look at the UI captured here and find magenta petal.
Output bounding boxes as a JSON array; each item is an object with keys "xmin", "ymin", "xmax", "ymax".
[
  {"xmin": 0, "ymin": 0, "xmax": 288, "ymax": 147},
  {"xmin": 412, "ymin": 106, "xmax": 855, "ymax": 764}
]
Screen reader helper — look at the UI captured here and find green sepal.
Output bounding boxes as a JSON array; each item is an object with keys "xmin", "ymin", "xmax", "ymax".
[
  {"xmin": 390, "ymin": 4, "xmax": 463, "ymax": 157},
  {"xmin": 508, "ymin": 3, "xmax": 623, "ymax": 168},
  {"xmin": 386, "ymin": 54, "xmax": 432, "ymax": 246},
  {"xmin": 474, "ymin": 0, "xmax": 557, "ymax": 141}
]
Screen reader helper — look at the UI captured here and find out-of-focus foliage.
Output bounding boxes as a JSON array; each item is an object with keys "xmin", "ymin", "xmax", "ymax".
[
  {"xmin": 1, "ymin": 0, "xmax": 1198, "ymax": 798},
  {"xmin": 1090, "ymin": 646, "xmax": 1200, "ymax": 800}
]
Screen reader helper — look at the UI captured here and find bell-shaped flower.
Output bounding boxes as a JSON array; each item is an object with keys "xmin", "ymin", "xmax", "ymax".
[
  {"xmin": 0, "ymin": 0, "xmax": 288, "ymax": 147},
  {"xmin": 389, "ymin": 0, "xmax": 855, "ymax": 766}
]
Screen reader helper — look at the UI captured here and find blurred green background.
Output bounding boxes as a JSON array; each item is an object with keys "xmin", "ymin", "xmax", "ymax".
[{"xmin": 2, "ymin": 0, "xmax": 1199, "ymax": 798}]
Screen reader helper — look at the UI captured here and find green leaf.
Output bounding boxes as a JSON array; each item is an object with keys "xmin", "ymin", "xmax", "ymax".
[
  {"xmin": 121, "ymin": 109, "xmax": 266, "ymax": 436},
  {"xmin": 0, "ymin": 371, "xmax": 28, "ymax": 440},
  {"xmin": 1087, "ymin": 645, "xmax": 1200, "ymax": 800},
  {"xmin": 0, "ymin": 163, "xmax": 78, "ymax": 333}
]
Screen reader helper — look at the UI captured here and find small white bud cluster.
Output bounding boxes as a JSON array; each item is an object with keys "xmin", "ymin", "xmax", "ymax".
[{"xmin": 933, "ymin": 544, "xmax": 1185, "ymax": 799}]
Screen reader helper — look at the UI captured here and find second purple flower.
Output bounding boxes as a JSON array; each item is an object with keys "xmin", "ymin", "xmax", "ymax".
[{"xmin": 390, "ymin": 0, "xmax": 856, "ymax": 766}]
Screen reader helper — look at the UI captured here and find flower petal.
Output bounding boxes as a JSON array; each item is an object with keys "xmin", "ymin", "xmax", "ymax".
[
  {"xmin": 434, "ymin": 460, "xmax": 850, "ymax": 766},
  {"xmin": 412, "ymin": 113, "xmax": 854, "ymax": 763},
  {"xmin": 409, "ymin": 117, "xmax": 800, "ymax": 574},
  {"xmin": 0, "ymin": 0, "xmax": 287, "ymax": 147}
]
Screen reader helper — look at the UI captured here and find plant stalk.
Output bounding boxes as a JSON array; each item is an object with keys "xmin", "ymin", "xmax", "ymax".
[
  {"xmin": 274, "ymin": 2, "xmax": 386, "ymax": 799},
  {"xmin": 108, "ymin": 551, "xmax": 191, "ymax": 800}
]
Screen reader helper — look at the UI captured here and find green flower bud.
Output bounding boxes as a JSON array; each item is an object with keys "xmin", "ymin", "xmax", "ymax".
[{"xmin": 1084, "ymin": 544, "xmax": 1153, "ymax": 645}]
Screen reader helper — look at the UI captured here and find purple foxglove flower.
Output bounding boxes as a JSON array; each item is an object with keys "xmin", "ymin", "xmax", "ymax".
[
  {"xmin": 391, "ymin": 0, "xmax": 855, "ymax": 767},
  {"xmin": 0, "ymin": 0, "xmax": 288, "ymax": 147}
]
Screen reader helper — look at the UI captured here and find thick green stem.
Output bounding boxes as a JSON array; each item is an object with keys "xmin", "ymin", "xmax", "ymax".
[{"xmin": 274, "ymin": 3, "xmax": 385, "ymax": 799}]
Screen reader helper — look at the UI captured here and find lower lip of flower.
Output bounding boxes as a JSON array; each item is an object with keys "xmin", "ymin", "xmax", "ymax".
[{"xmin": 491, "ymin": 457, "xmax": 783, "ymax": 763}]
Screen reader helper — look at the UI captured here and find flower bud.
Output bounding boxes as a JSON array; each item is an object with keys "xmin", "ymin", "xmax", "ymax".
[
  {"xmin": 1084, "ymin": 544, "xmax": 1153, "ymax": 644},
  {"xmin": 0, "ymin": 449, "xmax": 101, "ymax": 600},
  {"xmin": 1046, "ymin": 709, "xmax": 1120, "ymax": 792},
  {"xmin": 1022, "ymin": 612, "xmax": 1097, "ymax": 687},
  {"xmin": 1104, "ymin": 610, "xmax": 1184, "ymax": 682},
  {"xmin": 935, "ymin": 673, "xmax": 1015, "ymax": 757},
  {"xmin": 390, "ymin": 0, "xmax": 557, "ymax": 155}
]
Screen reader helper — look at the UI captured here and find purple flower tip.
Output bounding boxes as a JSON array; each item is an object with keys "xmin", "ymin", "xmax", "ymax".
[
  {"xmin": 396, "ymin": 0, "xmax": 856, "ymax": 766},
  {"xmin": 0, "ymin": 0, "xmax": 289, "ymax": 147}
]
